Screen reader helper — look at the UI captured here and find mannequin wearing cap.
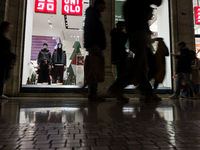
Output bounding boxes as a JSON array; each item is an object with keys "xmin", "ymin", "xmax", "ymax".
[
  {"xmin": 52, "ymin": 43, "xmax": 66, "ymax": 83},
  {"xmin": 37, "ymin": 43, "xmax": 51, "ymax": 83}
]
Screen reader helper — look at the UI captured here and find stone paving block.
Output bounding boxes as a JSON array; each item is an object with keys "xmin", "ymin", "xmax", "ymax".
[
  {"xmin": 66, "ymin": 143, "xmax": 81, "ymax": 147},
  {"xmin": 81, "ymin": 142, "xmax": 96, "ymax": 146},
  {"xmin": 51, "ymin": 140, "xmax": 66, "ymax": 144},
  {"xmin": 111, "ymin": 141, "xmax": 125, "ymax": 145},
  {"xmin": 91, "ymin": 146, "xmax": 110, "ymax": 150},
  {"xmin": 127, "ymin": 145, "xmax": 143, "ymax": 150},
  {"xmin": 142, "ymin": 145, "xmax": 160, "ymax": 149},
  {"xmin": 66, "ymin": 139, "xmax": 80, "ymax": 143},
  {"xmin": 35, "ymin": 144, "xmax": 51, "ymax": 149},
  {"xmin": 19, "ymin": 149, "xmax": 38, "ymax": 150},
  {"xmin": 157, "ymin": 144, "xmax": 175, "ymax": 149},
  {"xmin": 87, "ymin": 135, "xmax": 100, "ymax": 139},
  {"xmin": 126, "ymin": 141, "xmax": 140, "ymax": 145},
  {"xmin": 57, "ymin": 148, "xmax": 73, "ymax": 150},
  {"xmin": 74, "ymin": 147, "xmax": 91, "ymax": 150},
  {"xmin": 96, "ymin": 141, "xmax": 111, "ymax": 146},
  {"xmin": 35, "ymin": 140, "xmax": 51, "ymax": 144},
  {"xmin": 81, "ymin": 139, "xmax": 95, "ymax": 143},
  {"xmin": 40, "ymin": 149, "xmax": 55, "ymax": 150},
  {"xmin": 109, "ymin": 145, "xmax": 127, "ymax": 150},
  {"xmin": 51, "ymin": 143, "xmax": 65, "ymax": 148},
  {"xmin": 19, "ymin": 144, "xmax": 35, "ymax": 149},
  {"xmin": 1, "ymin": 145, "xmax": 19, "ymax": 150}
]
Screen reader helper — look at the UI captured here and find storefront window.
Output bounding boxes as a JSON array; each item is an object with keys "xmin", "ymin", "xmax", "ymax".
[
  {"xmin": 22, "ymin": 0, "xmax": 89, "ymax": 88},
  {"xmin": 115, "ymin": 0, "xmax": 172, "ymax": 89},
  {"xmin": 193, "ymin": 0, "xmax": 200, "ymax": 58}
]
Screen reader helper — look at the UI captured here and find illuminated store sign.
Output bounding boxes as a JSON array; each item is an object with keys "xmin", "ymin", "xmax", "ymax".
[
  {"xmin": 35, "ymin": 0, "xmax": 57, "ymax": 14},
  {"xmin": 62, "ymin": 0, "xmax": 83, "ymax": 16},
  {"xmin": 195, "ymin": 6, "xmax": 200, "ymax": 24}
]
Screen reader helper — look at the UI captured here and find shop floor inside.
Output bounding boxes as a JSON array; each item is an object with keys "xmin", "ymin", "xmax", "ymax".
[{"xmin": 0, "ymin": 97, "xmax": 200, "ymax": 150}]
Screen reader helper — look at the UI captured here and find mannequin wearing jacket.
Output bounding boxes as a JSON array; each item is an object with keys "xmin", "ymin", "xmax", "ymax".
[
  {"xmin": 52, "ymin": 43, "xmax": 66, "ymax": 83},
  {"xmin": 37, "ymin": 43, "xmax": 51, "ymax": 83}
]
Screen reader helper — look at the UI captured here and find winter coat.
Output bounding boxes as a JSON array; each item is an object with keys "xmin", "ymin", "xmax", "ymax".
[
  {"xmin": 110, "ymin": 28, "xmax": 128, "ymax": 63},
  {"xmin": 52, "ymin": 49, "xmax": 66, "ymax": 66},
  {"xmin": 84, "ymin": 6, "xmax": 106, "ymax": 50},
  {"xmin": 176, "ymin": 47, "xmax": 191, "ymax": 74},
  {"xmin": 191, "ymin": 58, "xmax": 200, "ymax": 84},
  {"xmin": 0, "ymin": 34, "xmax": 16, "ymax": 71},
  {"xmin": 37, "ymin": 49, "xmax": 51, "ymax": 64}
]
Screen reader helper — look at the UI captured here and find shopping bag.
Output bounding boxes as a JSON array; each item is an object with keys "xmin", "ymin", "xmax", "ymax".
[
  {"xmin": 84, "ymin": 55, "xmax": 105, "ymax": 83},
  {"xmin": 155, "ymin": 39, "xmax": 169, "ymax": 83}
]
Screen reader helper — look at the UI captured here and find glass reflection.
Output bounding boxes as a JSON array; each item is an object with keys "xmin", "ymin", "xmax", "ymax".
[{"xmin": 19, "ymin": 107, "xmax": 88, "ymax": 123}]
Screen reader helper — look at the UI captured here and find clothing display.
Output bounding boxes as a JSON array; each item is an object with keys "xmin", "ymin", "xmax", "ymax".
[
  {"xmin": 52, "ymin": 43, "xmax": 66, "ymax": 83},
  {"xmin": 37, "ymin": 44, "xmax": 51, "ymax": 83}
]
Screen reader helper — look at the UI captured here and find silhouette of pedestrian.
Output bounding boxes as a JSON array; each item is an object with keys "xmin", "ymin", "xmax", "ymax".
[
  {"xmin": 170, "ymin": 42, "xmax": 199, "ymax": 99},
  {"xmin": 107, "ymin": 0, "xmax": 162, "ymax": 102},
  {"xmin": 110, "ymin": 21, "xmax": 129, "ymax": 101},
  {"xmin": 84, "ymin": 0, "xmax": 106, "ymax": 101},
  {"xmin": 0, "ymin": 21, "xmax": 15, "ymax": 100}
]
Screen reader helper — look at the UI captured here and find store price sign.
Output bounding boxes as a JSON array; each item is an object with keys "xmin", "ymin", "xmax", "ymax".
[
  {"xmin": 62, "ymin": 0, "xmax": 83, "ymax": 16},
  {"xmin": 195, "ymin": 6, "xmax": 200, "ymax": 24},
  {"xmin": 35, "ymin": 0, "xmax": 57, "ymax": 14}
]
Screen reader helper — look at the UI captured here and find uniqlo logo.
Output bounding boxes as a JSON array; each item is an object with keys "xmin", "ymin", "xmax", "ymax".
[
  {"xmin": 62, "ymin": 0, "xmax": 83, "ymax": 16},
  {"xmin": 195, "ymin": 7, "xmax": 200, "ymax": 24},
  {"xmin": 35, "ymin": 0, "xmax": 57, "ymax": 14}
]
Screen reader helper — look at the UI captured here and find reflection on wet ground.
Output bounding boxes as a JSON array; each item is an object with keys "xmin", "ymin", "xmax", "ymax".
[{"xmin": 1, "ymin": 98, "xmax": 200, "ymax": 149}]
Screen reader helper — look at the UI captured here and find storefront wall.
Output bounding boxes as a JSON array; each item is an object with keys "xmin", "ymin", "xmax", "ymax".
[
  {"xmin": 1, "ymin": 0, "xmax": 196, "ymax": 96},
  {"xmin": 170, "ymin": 0, "xmax": 196, "ymax": 90}
]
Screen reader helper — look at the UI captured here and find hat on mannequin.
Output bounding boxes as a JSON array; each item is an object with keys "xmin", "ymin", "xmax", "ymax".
[
  {"xmin": 57, "ymin": 43, "xmax": 63, "ymax": 49},
  {"xmin": 43, "ymin": 43, "xmax": 48, "ymax": 49}
]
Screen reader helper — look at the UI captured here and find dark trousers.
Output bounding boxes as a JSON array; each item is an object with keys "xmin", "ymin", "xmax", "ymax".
[
  {"xmin": 116, "ymin": 59, "xmax": 125, "ymax": 79},
  {"xmin": 53, "ymin": 65, "xmax": 64, "ymax": 83},
  {"xmin": 87, "ymin": 47, "xmax": 103, "ymax": 95},
  {"xmin": 175, "ymin": 73, "xmax": 198, "ymax": 95},
  {"xmin": 38, "ymin": 63, "xmax": 49, "ymax": 83}
]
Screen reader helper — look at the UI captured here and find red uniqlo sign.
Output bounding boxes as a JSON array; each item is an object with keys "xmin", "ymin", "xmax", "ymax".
[
  {"xmin": 35, "ymin": 0, "xmax": 57, "ymax": 14},
  {"xmin": 195, "ymin": 6, "xmax": 200, "ymax": 24},
  {"xmin": 62, "ymin": 0, "xmax": 83, "ymax": 16}
]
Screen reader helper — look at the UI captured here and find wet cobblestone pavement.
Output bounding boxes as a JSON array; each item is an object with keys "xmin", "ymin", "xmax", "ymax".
[{"xmin": 1, "ymin": 98, "xmax": 200, "ymax": 150}]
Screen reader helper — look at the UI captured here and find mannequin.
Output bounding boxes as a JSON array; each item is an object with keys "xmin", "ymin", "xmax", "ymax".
[
  {"xmin": 37, "ymin": 43, "xmax": 51, "ymax": 83},
  {"xmin": 52, "ymin": 43, "xmax": 66, "ymax": 83}
]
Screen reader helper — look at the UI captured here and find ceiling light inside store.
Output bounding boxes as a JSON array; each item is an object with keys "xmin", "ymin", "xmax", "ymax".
[{"xmin": 48, "ymin": 19, "xmax": 50, "ymax": 23}]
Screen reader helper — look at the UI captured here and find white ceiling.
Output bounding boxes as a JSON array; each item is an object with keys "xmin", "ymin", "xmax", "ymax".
[{"xmin": 33, "ymin": 0, "xmax": 89, "ymax": 42}]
